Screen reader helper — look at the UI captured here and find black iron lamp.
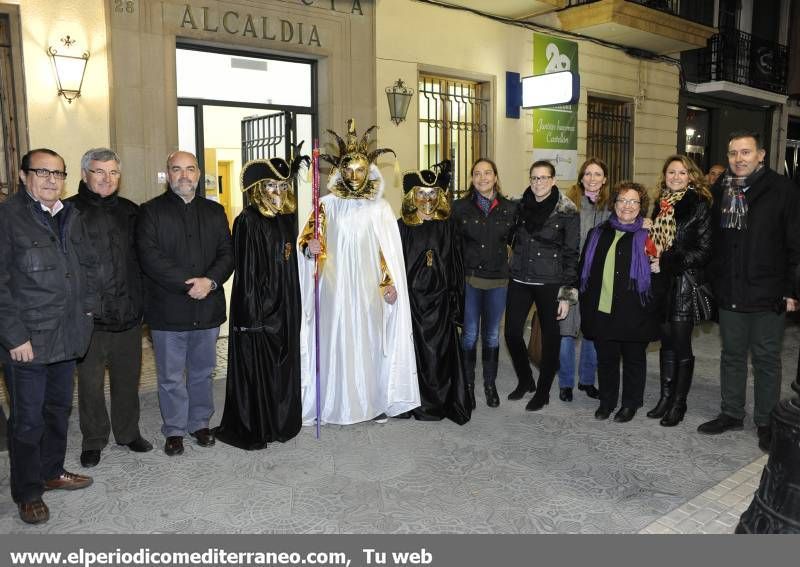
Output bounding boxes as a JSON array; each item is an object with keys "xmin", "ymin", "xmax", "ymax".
[
  {"xmin": 737, "ymin": 269, "xmax": 800, "ymax": 533},
  {"xmin": 385, "ymin": 78, "xmax": 413, "ymax": 125},
  {"xmin": 48, "ymin": 35, "xmax": 90, "ymax": 103}
]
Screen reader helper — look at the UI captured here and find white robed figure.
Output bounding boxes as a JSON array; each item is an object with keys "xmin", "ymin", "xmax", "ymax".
[{"xmin": 298, "ymin": 120, "xmax": 420, "ymax": 425}]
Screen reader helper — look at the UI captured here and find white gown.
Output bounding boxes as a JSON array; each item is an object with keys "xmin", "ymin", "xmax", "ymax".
[{"xmin": 298, "ymin": 168, "xmax": 420, "ymax": 425}]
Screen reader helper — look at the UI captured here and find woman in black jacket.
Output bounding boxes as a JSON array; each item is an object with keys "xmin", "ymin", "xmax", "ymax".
[
  {"xmin": 504, "ymin": 160, "xmax": 580, "ymax": 411},
  {"xmin": 579, "ymin": 181, "xmax": 659, "ymax": 422},
  {"xmin": 452, "ymin": 158, "xmax": 516, "ymax": 409},
  {"xmin": 647, "ymin": 155, "xmax": 712, "ymax": 426}
]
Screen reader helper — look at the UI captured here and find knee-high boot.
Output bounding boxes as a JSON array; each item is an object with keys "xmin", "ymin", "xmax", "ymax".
[
  {"xmin": 660, "ymin": 357, "xmax": 694, "ymax": 427},
  {"xmin": 647, "ymin": 349, "xmax": 676, "ymax": 418},
  {"xmin": 482, "ymin": 347, "xmax": 500, "ymax": 408},
  {"xmin": 464, "ymin": 348, "xmax": 477, "ymax": 410}
]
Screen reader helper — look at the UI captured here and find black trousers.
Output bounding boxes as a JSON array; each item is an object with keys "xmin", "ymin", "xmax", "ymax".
[
  {"xmin": 77, "ymin": 325, "xmax": 143, "ymax": 450},
  {"xmin": 504, "ymin": 281, "xmax": 561, "ymax": 394},
  {"xmin": 595, "ymin": 339, "xmax": 648, "ymax": 410},
  {"xmin": 3, "ymin": 359, "xmax": 75, "ymax": 503}
]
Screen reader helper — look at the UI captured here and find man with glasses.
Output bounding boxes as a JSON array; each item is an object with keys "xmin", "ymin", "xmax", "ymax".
[
  {"xmin": 137, "ymin": 151, "xmax": 233, "ymax": 456},
  {"xmin": 0, "ymin": 149, "xmax": 97, "ymax": 524},
  {"xmin": 699, "ymin": 130, "xmax": 800, "ymax": 453},
  {"xmin": 67, "ymin": 148, "xmax": 152, "ymax": 469}
]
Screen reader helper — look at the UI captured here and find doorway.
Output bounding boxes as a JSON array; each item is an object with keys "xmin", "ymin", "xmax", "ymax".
[{"xmin": 176, "ymin": 44, "xmax": 316, "ymax": 227}]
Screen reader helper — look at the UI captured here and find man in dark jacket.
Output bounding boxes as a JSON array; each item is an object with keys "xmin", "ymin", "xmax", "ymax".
[
  {"xmin": 137, "ymin": 151, "xmax": 233, "ymax": 456},
  {"xmin": 0, "ymin": 148, "xmax": 96, "ymax": 524},
  {"xmin": 67, "ymin": 148, "xmax": 152, "ymax": 469},
  {"xmin": 698, "ymin": 131, "xmax": 800, "ymax": 452}
]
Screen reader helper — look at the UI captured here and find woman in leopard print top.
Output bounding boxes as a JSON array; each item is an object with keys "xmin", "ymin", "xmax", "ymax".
[{"xmin": 647, "ymin": 155, "xmax": 712, "ymax": 426}]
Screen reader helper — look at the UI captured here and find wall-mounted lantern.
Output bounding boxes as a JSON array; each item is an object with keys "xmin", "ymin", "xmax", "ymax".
[
  {"xmin": 48, "ymin": 35, "xmax": 90, "ymax": 103},
  {"xmin": 385, "ymin": 78, "xmax": 414, "ymax": 125}
]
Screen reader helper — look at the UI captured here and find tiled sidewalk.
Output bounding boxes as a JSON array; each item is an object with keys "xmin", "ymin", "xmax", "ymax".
[{"xmin": 640, "ymin": 455, "xmax": 766, "ymax": 534}]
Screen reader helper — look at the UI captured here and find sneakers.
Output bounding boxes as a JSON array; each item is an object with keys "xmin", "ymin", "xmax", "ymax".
[{"xmin": 697, "ymin": 414, "xmax": 744, "ymax": 435}]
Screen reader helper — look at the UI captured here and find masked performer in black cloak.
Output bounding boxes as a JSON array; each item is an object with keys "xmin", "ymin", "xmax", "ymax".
[
  {"xmin": 398, "ymin": 161, "xmax": 470, "ymax": 424},
  {"xmin": 214, "ymin": 150, "xmax": 309, "ymax": 449}
]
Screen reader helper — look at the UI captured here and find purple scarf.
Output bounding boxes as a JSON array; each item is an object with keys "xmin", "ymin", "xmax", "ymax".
[{"xmin": 580, "ymin": 214, "xmax": 651, "ymax": 302}]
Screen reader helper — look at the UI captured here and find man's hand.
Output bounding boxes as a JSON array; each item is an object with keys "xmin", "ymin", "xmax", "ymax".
[
  {"xmin": 383, "ymin": 284, "xmax": 398, "ymax": 305},
  {"xmin": 185, "ymin": 277, "xmax": 214, "ymax": 300},
  {"xmin": 556, "ymin": 300, "xmax": 569, "ymax": 320},
  {"xmin": 307, "ymin": 239, "xmax": 322, "ymax": 256},
  {"xmin": 786, "ymin": 298, "xmax": 799, "ymax": 312},
  {"xmin": 10, "ymin": 341, "xmax": 34, "ymax": 363}
]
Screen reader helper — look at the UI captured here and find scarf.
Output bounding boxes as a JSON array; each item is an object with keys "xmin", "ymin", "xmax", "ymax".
[
  {"xmin": 584, "ymin": 187, "xmax": 600, "ymax": 203},
  {"xmin": 580, "ymin": 214, "xmax": 651, "ymax": 302},
  {"xmin": 650, "ymin": 187, "xmax": 687, "ymax": 252},
  {"xmin": 519, "ymin": 186, "xmax": 559, "ymax": 233},
  {"xmin": 473, "ymin": 190, "xmax": 495, "ymax": 217},
  {"xmin": 720, "ymin": 165, "xmax": 767, "ymax": 230}
]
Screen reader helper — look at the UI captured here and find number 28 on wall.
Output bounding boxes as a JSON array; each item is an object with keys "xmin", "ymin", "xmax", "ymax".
[{"xmin": 114, "ymin": 0, "xmax": 135, "ymax": 14}]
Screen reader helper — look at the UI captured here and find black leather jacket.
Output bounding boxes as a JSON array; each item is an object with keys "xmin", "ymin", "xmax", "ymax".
[
  {"xmin": 650, "ymin": 188, "xmax": 712, "ymax": 322},
  {"xmin": 509, "ymin": 189, "xmax": 580, "ymax": 290},
  {"xmin": 0, "ymin": 190, "xmax": 97, "ymax": 363},
  {"xmin": 452, "ymin": 191, "xmax": 515, "ymax": 280},
  {"xmin": 137, "ymin": 189, "xmax": 234, "ymax": 331},
  {"xmin": 67, "ymin": 182, "xmax": 143, "ymax": 331}
]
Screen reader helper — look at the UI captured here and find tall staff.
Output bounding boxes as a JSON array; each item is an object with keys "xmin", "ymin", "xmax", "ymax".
[{"xmin": 312, "ymin": 139, "xmax": 321, "ymax": 438}]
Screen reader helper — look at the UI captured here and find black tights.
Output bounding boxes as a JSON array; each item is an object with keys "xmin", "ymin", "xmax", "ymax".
[{"xmin": 660, "ymin": 320, "xmax": 694, "ymax": 360}]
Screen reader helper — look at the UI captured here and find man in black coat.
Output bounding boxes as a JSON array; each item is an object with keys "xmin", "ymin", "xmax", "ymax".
[
  {"xmin": 698, "ymin": 130, "xmax": 800, "ymax": 452},
  {"xmin": 67, "ymin": 148, "xmax": 152, "ymax": 469},
  {"xmin": 137, "ymin": 151, "xmax": 233, "ymax": 456},
  {"xmin": 0, "ymin": 149, "xmax": 96, "ymax": 524}
]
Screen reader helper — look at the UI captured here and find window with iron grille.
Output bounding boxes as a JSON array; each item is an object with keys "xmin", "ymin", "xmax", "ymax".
[
  {"xmin": 418, "ymin": 74, "xmax": 489, "ymax": 197},
  {"xmin": 586, "ymin": 97, "xmax": 633, "ymax": 190}
]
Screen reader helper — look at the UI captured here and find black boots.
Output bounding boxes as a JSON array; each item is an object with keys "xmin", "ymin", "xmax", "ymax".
[
  {"xmin": 647, "ymin": 349, "xmax": 676, "ymax": 419},
  {"xmin": 660, "ymin": 357, "xmax": 694, "ymax": 427},
  {"xmin": 483, "ymin": 347, "xmax": 500, "ymax": 408},
  {"xmin": 463, "ymin": 348, "xmax": 477, "ymax": 410}
]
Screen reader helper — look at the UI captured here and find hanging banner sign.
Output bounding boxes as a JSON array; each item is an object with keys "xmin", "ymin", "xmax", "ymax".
[{"xmin": 532, "ymin": 33, "xmax": 579, "ymax": 181}]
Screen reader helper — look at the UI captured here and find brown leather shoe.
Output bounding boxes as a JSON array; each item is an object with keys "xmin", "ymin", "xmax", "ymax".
[
  {"xmin": 164, "ymin": 436, "xmax": 184, "ymax": 456},
  {"xmin": 190, "ymin": 428, "xmax": 215, "ymax": 447},
  {"xmin": 18, "ymin": 499, "xmax": 49, "ymax": 524},
  {"xmin": 44, "ymin": 471, "xmax": 93, "ymax": 491}
]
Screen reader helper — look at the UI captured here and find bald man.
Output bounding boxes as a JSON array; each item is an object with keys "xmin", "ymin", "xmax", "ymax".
[{"xmin": 136, "ymin": 151, "xmax": 233, "ymax": 456}]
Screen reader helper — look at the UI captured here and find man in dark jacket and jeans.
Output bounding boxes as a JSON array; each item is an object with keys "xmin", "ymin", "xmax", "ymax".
[
  {"xmin": 137, "ymin": 151, "xmax": 233, "ymax": 456},
  {"xmin": 68, "ymin": 148, "xmax": 152, "ymax": 469},
  {"xmin": 0, "ymin": 148, "xmax": 97, "ymax": 524},
  {"xmin": 698, "ymin": 131, "xmax": 800, "ymax": 452}
]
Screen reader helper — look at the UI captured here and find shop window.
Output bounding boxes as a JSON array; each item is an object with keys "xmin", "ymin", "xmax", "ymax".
[
  {"xmin": 0, "ymin": 9, "xmax": 28, "ymax": 202},
  {"xmin": 586, "ymin": 97, "xmax": 632, "ymax": 190},
  {"xmin": 418, "ymin": 74, "xmax": 488, "ymax": 197}
]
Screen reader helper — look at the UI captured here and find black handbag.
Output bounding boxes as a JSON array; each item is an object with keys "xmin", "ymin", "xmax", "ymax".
[{"xmin": 685, "ymin": 272, "xmax": 717, "ymax": 322}]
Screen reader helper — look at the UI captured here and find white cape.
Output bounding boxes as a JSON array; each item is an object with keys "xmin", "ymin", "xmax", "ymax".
[{"xmin": 298, "ymin": 170, "xmax": 420, "ymax": 425}]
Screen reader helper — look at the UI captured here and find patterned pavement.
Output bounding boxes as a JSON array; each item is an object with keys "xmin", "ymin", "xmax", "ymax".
[{"xmin": 0, "ymin": 321, "xmax": 797, "ymax": 533}]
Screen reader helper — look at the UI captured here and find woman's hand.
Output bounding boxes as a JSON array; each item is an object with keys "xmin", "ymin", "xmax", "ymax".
[
  {"xmin": 642, "ymin": 218, "xmax": 653, "ymax": 230},
  {"xmin": 383, "ymin": 285, "xmax": 398, "ymax": 305},
  {"xmin": 557, "ymin": 300, "xmax": 569, "ymax": 320},
  {"xmin": 650, "ymin": 257, "xmax": 660, "ymax": 273},
  {"xmin": 307, "ymin": 239, "xmax": 322, "ymax": 255}
]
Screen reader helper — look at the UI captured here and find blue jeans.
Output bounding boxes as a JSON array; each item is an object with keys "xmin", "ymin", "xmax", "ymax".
[
  {"xmin": 3, "ymin": 359, "xmax": 75, "ymax": 503},
  {"xmin": 462, "ymin": 283, "xmax": 508, "ymax": 350},
  {"xmin": 558, "ymin": 336, "xmax": 598, "ymax": 388},
  {"xmin": 151, "ymin": 328, "xmax": 219, "ymax": 437}
]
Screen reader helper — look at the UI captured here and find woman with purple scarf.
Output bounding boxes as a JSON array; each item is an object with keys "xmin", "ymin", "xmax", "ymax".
[{"xmin": 578, "ymin": 181, "xmax": 660, "ymax": 422}]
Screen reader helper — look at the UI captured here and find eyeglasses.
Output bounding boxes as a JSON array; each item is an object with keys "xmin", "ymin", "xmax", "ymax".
[
  {"xmin": 87, "ymin": 169, "xmax": 121, "ymax": 178},
  {"xmin": 26, "ymin": 168, "xmax": 67, "ymax": 180},
  {"xmin": 530, "ymin": 175, "xmax": 553, "ymax": 183},
  {"xmin": 616, "ymin": 198, "xmax": 641, "ymax": 206}
]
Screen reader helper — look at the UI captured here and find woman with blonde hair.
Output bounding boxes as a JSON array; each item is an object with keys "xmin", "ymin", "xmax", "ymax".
[
  {"xmin": 557, "ymin": 158, "xmax": 611, "ymax": 402},
  {"xmin": 647, "ymin": 154, "xmax": 712, "ymax": 426}
]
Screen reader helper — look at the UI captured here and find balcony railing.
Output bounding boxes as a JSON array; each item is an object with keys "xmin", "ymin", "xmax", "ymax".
[
  {"xmin": 682, "ymin": 29, "xmax": 789, "ymax": 94},
  {"xmin": 565, "ymin": 0, "xmax": 714, "ymax": 27}
]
